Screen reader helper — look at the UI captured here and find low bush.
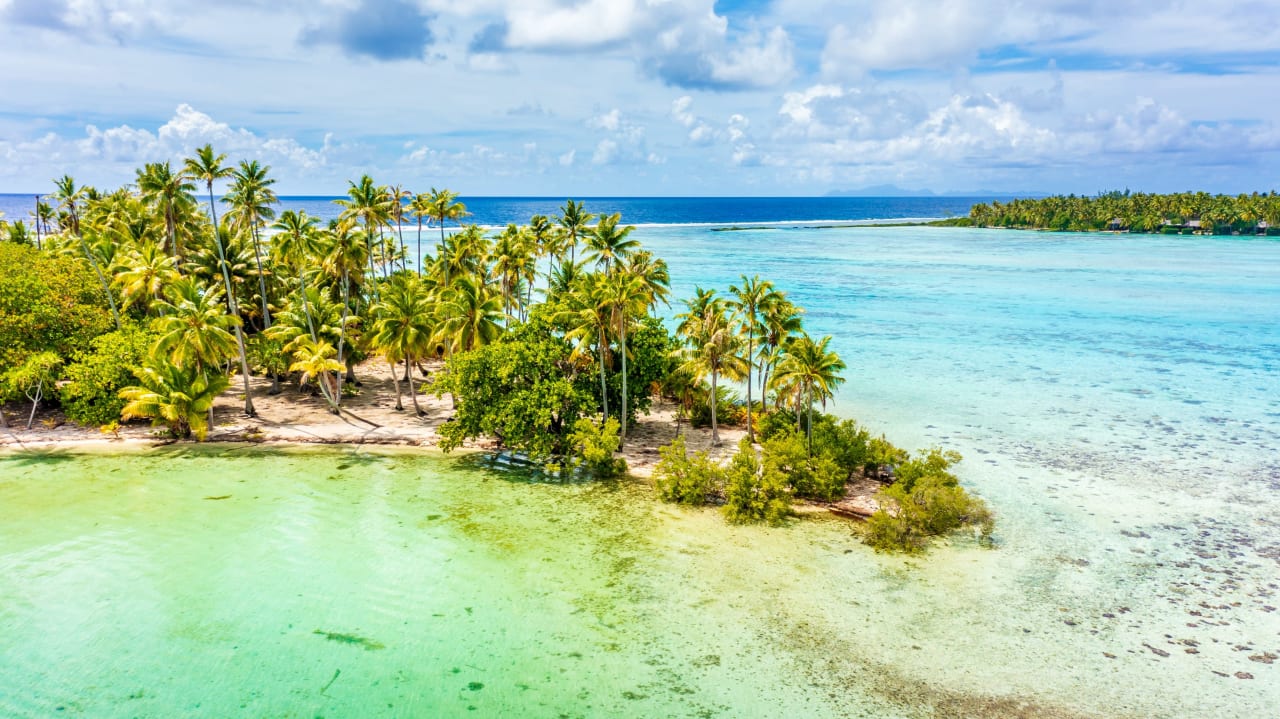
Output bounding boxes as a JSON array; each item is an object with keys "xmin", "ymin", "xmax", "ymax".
[
  {"xmin": 567, "ymin": 417, "xmax": 627, "ymax": 478},
  {"xmin": 653, "ymin": 435, "xmax": 721, "ymax": 505},
  {"xmin": 723, "ymin": 438, "xmax": 791, "ymax": 526},
  {"xmin": 60, "ymin": 325, "xmax": 155, "ymax": 426}
]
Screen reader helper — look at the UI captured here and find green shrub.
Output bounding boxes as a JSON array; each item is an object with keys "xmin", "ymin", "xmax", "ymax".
[
  {"xmin": 60, "ymin": 325, "xmax": 155, "ymax": 426},
  {"xmin": 691, "ymin": 384, "xmax": 742, "ymax": 428},
  {"xmin": 568, "ymin": 417, "xmax": 627, "ymax": 478},
  {"xmin": 762, "ymin": 430, "xmax": 846, "ymax": 501},
  {"xmin": 723, "ymin": 438, "xmax": 791, "ymax": 526},
  {"xmin": 863, "ymin": 448, "xmax": 994, "ymax": 553},
  {"xmin": 756, "ymin": 407, "xmax": 797, "ymax": 440},
  {"xmin": 653, "ymin": 435, "xmax": 721, "ymax": 505}
]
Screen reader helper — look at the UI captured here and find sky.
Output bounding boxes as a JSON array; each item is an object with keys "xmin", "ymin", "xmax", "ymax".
[{"xmin": 0, "ymin": 0, "xmax": 1278, "ymax": 196}]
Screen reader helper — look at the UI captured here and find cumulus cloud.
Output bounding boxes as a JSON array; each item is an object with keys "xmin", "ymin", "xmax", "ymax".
[
  {"xmin": 473, "ymin": 0, "xmax": 794, "ymax": 90},
  {"xmin": 300, "ymin": 0, "xmax": 434, "ymax": 61}
]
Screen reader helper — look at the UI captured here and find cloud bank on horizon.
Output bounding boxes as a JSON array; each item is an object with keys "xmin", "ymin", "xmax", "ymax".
[{"xmin": 0, "ymin": 0, "xmax": 1277, "ymax": 195}]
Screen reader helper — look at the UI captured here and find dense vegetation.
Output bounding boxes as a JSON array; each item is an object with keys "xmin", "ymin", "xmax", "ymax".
[
  {"xmin": 0, "ymin": 149, "xmax": 992, "ymax": 550},
  {"xmin": 967, "ymin": 190, "xmax": 1280, "ymax": 234}
]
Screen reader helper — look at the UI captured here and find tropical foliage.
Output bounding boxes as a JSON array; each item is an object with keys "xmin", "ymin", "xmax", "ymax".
[{"xmin": 969, "ymin": 190, "xmax": 1280, "ymax": 234}]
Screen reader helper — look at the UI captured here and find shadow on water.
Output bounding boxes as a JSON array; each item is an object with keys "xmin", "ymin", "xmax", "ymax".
[
  {"xmin": 0, "ymin": 447, "xmax": 78, "ymax": 467},
  {"xmin": 454, "ymin": 451, "xmax": 625, "ymax": 491}
]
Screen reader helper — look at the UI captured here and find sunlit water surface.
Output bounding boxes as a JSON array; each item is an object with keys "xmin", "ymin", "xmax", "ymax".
[{"xmin": 2, "ymin": 226, "xmax": 1278, "ymax": 718}]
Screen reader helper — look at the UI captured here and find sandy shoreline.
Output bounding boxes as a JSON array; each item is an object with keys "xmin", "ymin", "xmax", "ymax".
[{"xmin": 0, "ymin": 360, "xmax": 880, "ymax": 516}]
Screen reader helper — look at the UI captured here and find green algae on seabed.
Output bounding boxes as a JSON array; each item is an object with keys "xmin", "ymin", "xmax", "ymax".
[{"xmin": 313, "ymin": 630, "xmax": 385, "ymax": 651}]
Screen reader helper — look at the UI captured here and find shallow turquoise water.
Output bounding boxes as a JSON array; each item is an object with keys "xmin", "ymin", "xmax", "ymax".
[{"xmin": 2, "ymin": 227, "xmax": 1278, "ymax": 717}]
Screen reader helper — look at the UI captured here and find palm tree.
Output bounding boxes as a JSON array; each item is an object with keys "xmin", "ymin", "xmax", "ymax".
[
  {"xmin": 436, "ymin": 276, "xmax": 503, "ymax": 354},
  {"xmin": 604, "ymin": 270, "xmax": 651, "ymax": 443},
  {"xmin": 409, "ymin": 192, "xmax": 433, "ymax": 276},
  {"xmin": 319, "ymin": 218, "xmax": 369, "ymax": 393},
  {"xmin": 115, "ymin": 242, "xmax": 180, "ymax": 314},
  {"xmin": 183, "ymin": 144, "xmax": 255, "ymax": 416},
  {"xmin": 136, "ymin": 161, "xmax": 196, "ymax": 260},
  {"xmin": 771, "ymin": 334, "xmax": 846, "ymax": 454},
  {"xmin": 426, "ymin": 188, "xmax": 467, "ymax": 288},
  {"xmin": 386, "ymin": 184, "xmax": 411, "ymax": 272},
  {"xmin": 675, "ymin": 293, "xmax": 746, "ymax": 446},
  {"xmin": 288, "ymin": 336, "xmax": 344, "ymax": 412},
  {"xmin": 727, "ymin": 274, "xmax": 780, "ymax": 442},
  {"xmin": 336, "ymin": 175, "xmax": 391, "ymax": 286},
  {"xmin": 369, "ymin": 274, "xmax": 435, "ymax": 414},
  {"xmin": 151, "ymin": 278, "xmax": 240, "ymax": 377},
  {"xmin": 558, "ymin": 199, "xmax": 594, "ymax": 265},
  {"xmin": 53, "ymin": 175, "xmax": 122, "ymax": 330},
  {"xmin": 224, "ymin": 160, "xmax": 278, "ymax": 329},
  {"xmin": 555, "ymin": 272, "xmax": 614, "ymax": 420},
  {"xmin": 758, "ymin": 296, "xmax": 804, "ymax": 403},
  {"xmin": 120, "ymin": 358, "xmax": 231, "ymax": 440},
  {"xmin": 585, "ymin": 213, "xmax": 639, "ymax": 273},
  {"xmin": 271, "ymin": 210, "xmax": 321, "ymax": 341}
]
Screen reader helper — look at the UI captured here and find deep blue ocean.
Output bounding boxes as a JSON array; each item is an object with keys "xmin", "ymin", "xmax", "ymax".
[{"xmin": 0, "ymin": 193, "xmax": 988, "ymax": 228}]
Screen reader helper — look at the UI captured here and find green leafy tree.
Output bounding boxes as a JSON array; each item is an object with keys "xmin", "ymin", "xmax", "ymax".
[
  {"xmin": 434, "ymin": 319, "xmax": 595, "ymax": 462},
  {"xmin": 567, "ymin": 417, "xmax": 627, "ymax": 478},
  {"xmin": 61, "ymin": 325, "xmax": 156, "ymax": 426},
  {"xmin": 0, "ymin": 243, "xmax": 114, "ymax": 374}
]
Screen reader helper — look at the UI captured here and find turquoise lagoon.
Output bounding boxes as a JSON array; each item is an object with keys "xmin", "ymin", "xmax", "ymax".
[{"xmin": 2, "ymin": 226, "xmax": 1277, "ymax": 718}]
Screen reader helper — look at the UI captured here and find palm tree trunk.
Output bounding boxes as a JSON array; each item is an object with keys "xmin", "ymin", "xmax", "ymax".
[
  {"xmin": 78, "ymin": 236, "xmax": 123, "ymax": 331},
  {"xmin": 416, "ymin": 218, "xmax": 423, "ymax": 276},
  {"xmin": 249, "ymin": 223, "xmax": 272, "ymax": 328},
  {"xmin": 407, "ymin": 354, "xmax": 423, "ymax": 416},
  {"xmin": 598, "ymin": 331, "xmax": 609, "ymax": 421},
  {"xmin": 619, "ymin": 319, "xmax": 628, "ymax": 444},
  {"xmin": 335, "ymin": 268, "xmax": 351, "ymax": 410},
  {"xmin": 388, "ymin": 358, "xmax": 403, "ymax": 410},
  {"xmin": 710, "ymin": 368, "xmax": 720, "ymax": 446},
  {"xmin": 745, "ymin": 327, "xmax": 754, "ymax": 443},
  {"xmin": 806, "ymin": 385, "xmax": 814, "ymax": 456},
  {"xmin": 207, "ymin": 185, "xmax": 256, "ymax": 417}
]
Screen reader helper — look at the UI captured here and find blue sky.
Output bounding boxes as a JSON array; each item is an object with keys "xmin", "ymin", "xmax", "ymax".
[{"xmin": 0, "ymin": 0, "xmax": 1277, "ymax": 195}]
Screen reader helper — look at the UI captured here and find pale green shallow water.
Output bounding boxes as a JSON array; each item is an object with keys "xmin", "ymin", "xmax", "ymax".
[{"xmin": 0, "ymin": 445, "xmax": 1274, "ymax": 718}]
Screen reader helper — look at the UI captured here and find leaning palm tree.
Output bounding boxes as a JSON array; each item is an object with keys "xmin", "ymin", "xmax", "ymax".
[
  {"xmin": 771, "ymin": 334, "xmax": 847, "ymax": 454},
  {"xmin": 183, "ymin": 144, "xmax": 255, "ymax": 416},
  {"xmin": 727, "ymin": 274, "xmax": 780, "ymax": 442},
  {"xmin": 287, "ymin": 336, "xmax": 344, "ymax": 412},
  {"xmin": 369, "ymin": 274, "xmax": 435, "ymax": 414},
  {"xmin": 758, "ymin": 296, "xmax": 805, "ymax": 402},
  {"xmin": 224, "ymin": 160, "xmax": 278, "ymax": 329},
  {"xmin": 53, "ymin": 175, "xmax": 121, "ymax": 330},
  {"xmin": 675, "ymin": 294, "xmax": 747, "ymax": 446},
  {"xmin": 120, "ymin": 358, "xmax": 231, "ymax": 440}
]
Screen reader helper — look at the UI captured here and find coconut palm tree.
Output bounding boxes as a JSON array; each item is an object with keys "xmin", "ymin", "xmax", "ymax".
[
  {"xmin": 758, "ymin": 296, "xmax": 804, "ymax": 403},
  {"xmin": 604, "ymin": 270, "xmax": 651, "ymax": 443},
  {"xmin": 436, "ymin": 276, "xmax": 503, "ymax": 354},
  {"xmin": 270, "ymin": 210, "xmax": 321, "ymax": 341},
  {"xmin": 335, "ymin": 175, "xmax": 391, "ymax": 286},
  {"xmin": 585, "ymin": 213, "xmax": 638, "ymax": 273},
  {"xmin": 288, "ymin": 337, "xmax": 344, "ymax": 411},
  {"xmin": 120, "ymin": 358, "xmax": 231, "ymax": 440},
  {"xmin": 727, "ymin": 274, "xmax": 780, "ymax": 442},
  {"xmin": 53, "ymin": 175, "xmax": 122, "ymax": 330},
  {"xmin": 426, "ymin": 187, "xmax": 468, "ymax": 288},
  {"xmin": 771, "ymin": 334, "xmax": 846, "ymax": 454},
  {"xmin": 675, "ymin": 293, "xmax": 746, "ymax": 446},
  {"xmin": 224, "ymin": 160, "xmax": 278, "ymax": 329},
  {"xmin": 554, "ymin": 272, "xmax": 614, "ymax": 420},
  {"xmin": 409, "ymin": 192, "xmax": 433, "ymax": 275},
  {"xmin": 183, "ymin": 145, "xmax": 256, "ymax": 416},
  {"xmin": 369, "ymin": 274, "xmax": 435, "ymax": 414},
  {"xmin": 558, "ymin": 199, "xmax": 594, "ymax": 265},
  {"xmin": 319, "ymin": 218, "xmax": 369, "ymax": 389},
  {"xmin": 115, "ymin": 242, "xmax": 180, "ymax": 314},
  {"xmin": 136, "ymin": 161, "xmax": 196, "ymax": 260},
  {"xmin": 151, "ymin": 277, "xmax": 240, "ymax": 374}
]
